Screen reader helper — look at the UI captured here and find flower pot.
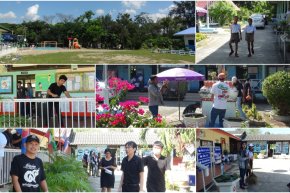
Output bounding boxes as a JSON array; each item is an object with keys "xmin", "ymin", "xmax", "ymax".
[
  {"xmin": 223, "ymin": 117, "xmax": 249, "ymax": 128},
  {"xmin": 183, "ymin": 113, "xmax": 207, "ymax": 127},
  {"xmin": 249, "ymin": 119, "xmax": 266, "ymax": 127},
  {"xmin": 213, "ymin": 175, "xmax": 240, "ymax": 192},
  {"xmin": 270, "ymin": 112, "xmax": 290, "ymax": 123}
]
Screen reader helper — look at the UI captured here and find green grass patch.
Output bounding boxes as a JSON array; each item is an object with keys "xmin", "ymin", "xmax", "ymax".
[{"xmin": 1, "ymin": 49, "xmax": 194, "ymax": 64}]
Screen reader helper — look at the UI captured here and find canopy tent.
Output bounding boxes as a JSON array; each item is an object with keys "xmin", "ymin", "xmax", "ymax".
[{"xmin": 156, "ymin": 68, "xmax": 205, "ymax": 120}]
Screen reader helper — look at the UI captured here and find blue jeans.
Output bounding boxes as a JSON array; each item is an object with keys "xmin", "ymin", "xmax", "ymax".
[
  {"xmin": 209, "ymin": 107, "xmax": 226, "ymax": 127},
  {"xmin": 149, "ymin": 105, "xmax": 158, "ymax": 117},
  {"xmin": 237, "ymin": 97, "xmax": 246, "ymax": 119},
  {"xmin": 239, "ymin": 168, "xmax": 246, "ymax": 187}
]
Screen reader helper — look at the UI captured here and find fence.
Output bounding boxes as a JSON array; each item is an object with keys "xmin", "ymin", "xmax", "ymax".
[
  {"xmin": 0, "ymin": 149, "xmax": 49, "ymax": 186},
  {"xmin": 0, "ymin": 98, "xmax": 96, "ymax": 128}
]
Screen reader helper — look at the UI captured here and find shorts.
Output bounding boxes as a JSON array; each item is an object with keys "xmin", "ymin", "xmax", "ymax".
[
  {"xmin": 230, "ymin": 33, "xmax": 240, "ymax": 43},
  {"xmin": 246, "ymin": 33, "xmax": 254, "ymax": 42}
]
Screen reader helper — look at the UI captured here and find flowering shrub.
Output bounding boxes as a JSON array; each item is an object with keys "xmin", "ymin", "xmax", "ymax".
[{"xmin": 96, "ymin": 78, "xmax": 167, "ymax": 128}]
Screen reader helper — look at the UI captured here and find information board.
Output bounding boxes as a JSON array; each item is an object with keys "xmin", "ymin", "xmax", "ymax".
[
  {"xmin": 35, "ymin": 73, "xmax": 56, "ymax": 91},
  {"xmin": 197, "ymin": 147, "xmax": 211, "ymax": 168},
  {"xmin": 214, "ymin": 146, "xmax": 222, "ymax": 164}
]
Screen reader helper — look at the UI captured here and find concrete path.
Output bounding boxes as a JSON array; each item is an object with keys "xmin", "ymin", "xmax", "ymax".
[{"xmin": 196, "ymin": 25, "xmax": 282, "ymax": 64}]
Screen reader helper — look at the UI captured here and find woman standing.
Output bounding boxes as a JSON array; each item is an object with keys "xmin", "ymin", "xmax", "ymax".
[
  {"xmin": 100, "ymin": 149, "xmax": 117, "ymax": 192},
  {"xmin": 239, "ymin": 142, "xmax": 249, "ymax": 189},
  {"xmin": 246, "ymin": 144, "xmax": 254, "ymax": 177}
]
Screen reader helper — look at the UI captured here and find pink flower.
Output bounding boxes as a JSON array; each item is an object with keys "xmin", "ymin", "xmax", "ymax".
[
  {"xmin": 139, "ymin": 97, "xmax": 149, "ymax": 103},
  {"xmin": 108, "ymin": 77, "xmax": 135, "ymax": 93},
  {"xmin": 119, "ymin": 100, "xmax": 139, "ymax": 111},
  {"xmin": 96, "ymin": 94, "xmax": 104, "ymax": 102},
  {"xmin": 101, "ymin": 104, "xmax": 110, "ymax": 110},
  {"xmin": 138, "ymin": 109, "xmax": 145, "ymax": 115}
]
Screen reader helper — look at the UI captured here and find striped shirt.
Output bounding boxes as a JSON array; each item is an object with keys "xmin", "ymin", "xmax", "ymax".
[
  {"xmin": 245, "ymin": 25, "xmax": 256, "ymax": 33},
  {"xmin": 230, "ymin": 23, "xmax": 241, "ymax": 33}
]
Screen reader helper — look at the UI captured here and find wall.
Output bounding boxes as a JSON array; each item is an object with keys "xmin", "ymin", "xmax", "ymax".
[{"xmin": 198, "ymin": 130, "xmax": 230, "ymax": 152}]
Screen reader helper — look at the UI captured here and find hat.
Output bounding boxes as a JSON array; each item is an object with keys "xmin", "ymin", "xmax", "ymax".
[
  {"xmin": 249, "ymin": 143, "xmax": 254, "ymax": 147},
  {"xmin": 26, "ymin": 135, "xmax": 40, "ymax": 143},
  {"xmin": 218, "ymin": 73, "xmax": 225, "ymax": 79}
]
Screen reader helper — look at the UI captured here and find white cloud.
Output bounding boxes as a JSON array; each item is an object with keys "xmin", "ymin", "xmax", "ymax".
[
  {"xmin": 121, "ymin": 1, "xmax": 146, "ymax": 10},
  {"xmin": 146, "ymin": 13, "xmax": 167, "ymax": 22},
  {"xmin": 96, "ymin": 9, "xmax": 105, "ymax": 15},
  {"xmin": 159, "ymin": 4, "xmax": 176, "ymax": 13},
  {"xmin": 25, "ymin": 4, "xmax": 40, "ymax": 21},
  {"xmin": 0, "ymin": 11, "xmax": 17, "ymax": 19},
  {"xmin": 124, "ymin": 9, "xmax": 137, "ymax": 15}
]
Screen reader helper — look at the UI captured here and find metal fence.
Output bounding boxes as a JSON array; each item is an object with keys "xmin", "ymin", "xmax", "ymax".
[
  {"xmin": 0, "ymin": 149, "xmax": 49, "ymax": 186},
  {"xmin": 0, "ymin": 98, "xmax": 96, "ymax": 128}
]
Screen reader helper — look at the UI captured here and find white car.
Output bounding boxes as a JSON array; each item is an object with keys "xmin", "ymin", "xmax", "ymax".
[{"xmin": 251, "ymin": 14, "xmax": 265, "ymax": 29}]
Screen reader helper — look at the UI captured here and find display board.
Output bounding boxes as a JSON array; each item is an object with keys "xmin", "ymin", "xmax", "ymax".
[
  {"xmin": 0, "ymin": 75, "xmax": 13, "ymax": 94},
  {"xmin": 197, "ymin": 147, "xmax": 211, "ymax": 168},
  {"xmin": 35, "ymin": 73, "xmax": 56, "ymax": 91},
  {"xmin": 214, "ymin": 146, "xmax": 222, "ymax": 164}
]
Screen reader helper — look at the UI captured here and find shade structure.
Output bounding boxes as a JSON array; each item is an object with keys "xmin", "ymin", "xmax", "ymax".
[
  {"xmin": 156, "ymin": 68, "xmax": 205, "ymax": 81},
  {"xmin": 174, "ymin": 27, "xmax": 195, "ymax": 36},
  {"xmin": 156, "ymin": 68, "xmax": 205, "ymax": 121},
  {"xmin": 196, "ymin": 6, "xmax": 208, "ymax": 13}
]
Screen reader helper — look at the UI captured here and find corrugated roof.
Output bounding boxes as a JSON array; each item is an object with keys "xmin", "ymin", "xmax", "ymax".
[
  {"xmin": 174, "ymin": 27, "xmax": 195, "ymax": 36},
  {"xmin": 69, "ymin": 130, "xmax": 159, "ymax": 145},
  {"xmin": 211, "ymin": 129, "xmax": 241, "ymax": 140},
  {"xmin": 245, "ymin": 134, "xmax": 290, "ymax": 141}
]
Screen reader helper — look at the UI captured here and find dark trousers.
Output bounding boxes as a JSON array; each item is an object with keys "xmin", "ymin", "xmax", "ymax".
[
  {"xmin": 48, "ymin": 102, "xmax": 64, "ymax": 126},
  {"xmin": 239, "ymin": 168, "xmax": 246, "ymax": 187},
  {"xmin": 19, "ymin": 102, "xmax": 25, "ymax": 116},
  {"xmin": 122, "ymin": 184, "xmax": 140, "ymax": 192},
  {"xmin": 246, "ymin": 159, "xmax": 253, "ymax": 176},
  {"xmin": 149, "ymin": 105, "xmax": 158, "ymax": 117},
  {"xmin": 209, "ymin": 107, "xmax": 226, "ymax": 127}
]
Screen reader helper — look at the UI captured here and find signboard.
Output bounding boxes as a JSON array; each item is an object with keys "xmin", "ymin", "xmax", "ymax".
[
  {"xmin": 57, "ymin": 72, "xmax": 95, "ymax": 92},
  {"xmin": 35, "ymin": 73, "xmax": 56, "ymax": 91},
  {"xmin": 197, "ymin": 147, "xmax": 211, "ymax": 168},
  {"xmin": 0, "ymin": 75, "xmax": 13, "ymax": 94},
  {"xmin": 214, "ymin": 146, "xmax": 222, "ymax": 164}
]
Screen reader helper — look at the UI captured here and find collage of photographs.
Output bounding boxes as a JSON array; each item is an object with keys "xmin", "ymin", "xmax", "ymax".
[{"xmin": 0, "ymin": 0, "xmax": 290, "ymax": 192}]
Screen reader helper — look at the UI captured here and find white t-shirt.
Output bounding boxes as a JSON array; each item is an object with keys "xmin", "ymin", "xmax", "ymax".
[
  {"xmin": 245, "ymin": 25, "xmax": 256, "ymax": 33},
  {"xmin": 230, "ymin": 23, "xmax": 241, "ymax": 33},
  {"xmin": 247, "ymin": 150, "xmax": 254, "ymax": 159},
  {"xmin": 210, "ymin": 81, "xmax": 230, "ymax": 109}
]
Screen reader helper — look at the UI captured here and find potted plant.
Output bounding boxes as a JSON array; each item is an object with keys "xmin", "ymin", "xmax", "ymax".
[
  {"xmin": 243, "ymin": 104, "xmax": 266, "ymax": 127},
  {"xmin": 213, "ymin": 173, "xmax": 240, "ymax": 192},
  {"xmin": 262, "ymin": 71, "xmax": 290, "ymax": 123}
]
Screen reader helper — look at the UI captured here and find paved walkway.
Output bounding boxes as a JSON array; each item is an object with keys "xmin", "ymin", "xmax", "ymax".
[{"xmin": 197, "ymin": 25, "xmax": 282, "ymax": 64}]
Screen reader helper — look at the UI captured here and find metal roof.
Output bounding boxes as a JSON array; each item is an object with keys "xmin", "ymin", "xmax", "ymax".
[
  {"xmin": 244, "ymin": 134, "xmax": 290, "ymax": 141},
  {"xmin": 69, "ymin": 130, "xmax": 159, "ymax": 145},
  {"xmin": 174, "ymin": 27, "xmax": 195, "ymax": 36}
]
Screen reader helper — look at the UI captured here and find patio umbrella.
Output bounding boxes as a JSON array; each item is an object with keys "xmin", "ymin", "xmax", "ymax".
[
  {"xmin": 156, "ymin": 68, "xmax": 205, "ymax": 121},
  {"xmin": 196, "ymin": 6, "xmax": 207, "ymax": 13}
]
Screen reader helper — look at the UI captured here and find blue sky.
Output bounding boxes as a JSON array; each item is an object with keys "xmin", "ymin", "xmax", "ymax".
[
  {"xmin": 0, "ymin": 1, "xmax": 176, "ymax": 23},
  {"xmin": 223, "ymin": 128, "xmax": 290, "ymax": 134}
]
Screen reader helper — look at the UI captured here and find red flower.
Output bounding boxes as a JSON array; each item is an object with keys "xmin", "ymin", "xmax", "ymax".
[
  {"xmin": 139, "ymin": 97, "xmax": 149, "ymax": 103},
  {"xmin": 96, "ymin": 94, "xmax": 104, "ymax": 102},
  {"xmin": 138, "ymin": 109, "xmax": 145, "ymax": 115}
]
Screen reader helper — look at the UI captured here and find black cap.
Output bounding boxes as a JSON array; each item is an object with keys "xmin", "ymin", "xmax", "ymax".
[{"xmin": 26, "ymin": 135, "xmax": 40, "ymax": 143}]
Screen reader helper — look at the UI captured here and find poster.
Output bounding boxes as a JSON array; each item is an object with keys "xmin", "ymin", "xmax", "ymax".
[
  {"xmin": 197, "ymin": 147, "xmax": 211, "ymax": 168},
  {"xmin": 76, "ymin": 145, "xmax": 107, "ymax": 161},
  {"xmin": 35, "ymin": 73, "xmax": 55, "ymax": 91},
  {"xmin": 0, "ymin": 75, "xmax": 13, "ymax": 94}
]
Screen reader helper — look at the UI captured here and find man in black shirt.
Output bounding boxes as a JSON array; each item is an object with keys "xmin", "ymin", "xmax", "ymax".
[
  {"xmin": 12, "ymin": 130, "xmax": 22, "ymax": 149},
  {"xmin": 119, "ymin": 141, "xmax": 144, "ymax": 192},
  {"xmin": 17, "ymin": 81, "xmax": 26, "ymax": 116},
  {"xmin": 2, "ymin": 129, "xmax": 13, "ymax": 148},
  {"xmin": 47, "ymin": 75, "xmax": 71, "ymax": 127},
  {"xmin": 10, "ymin": 135, "xmax": 48, "ymax": 192},
  {"xmin": 232, "ymin": 76, "xmax": 246, "ymax": 120},
  {"xmin": 143, "ymin": 141, "xmax": 171, "ymax": 192}
]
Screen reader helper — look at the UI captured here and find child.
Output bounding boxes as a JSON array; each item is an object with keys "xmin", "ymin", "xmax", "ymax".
[
  {"xmin": 245, "ymin": 18, "xmax": 256, "ymax": 57},
  {"xmin": 229, "ymin": 16, "xmax": 242, "ymax": 57},
  {"xmin": 10, "ymin": 135, "xmax": 48, "ymax": 192}
]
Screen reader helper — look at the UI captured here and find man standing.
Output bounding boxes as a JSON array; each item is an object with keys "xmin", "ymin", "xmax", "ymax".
[
  {"xmin": 47, "ymin": 75, "xmax": 71, "ymax": 127},
  {"xmin": 26, "ymin": 83, "xmax": 34, "ymax": 117},
  {"xmin": 118, "ymin": 141, "xmax": 144, "ymax": 192},
  {"xmin": 10, "ymin": 135, "xmax": 48, "ymax": 192},
  {"xmin": 143, "ymin": 141, "xmax": 171, "ymax": 192},
  {"xmin": 229, "ymin": 16, "xmax": 242, "ymax": 57},
  {"xmin": 232, "ymin": 76, "xmax": 246, "ymax": 120},
  {"xmin": 148, "ymin": 75, "xmax": 168, "ymax": 117},
  {"xmin": 17, "ymin": 81, "xmax": 26, "ymax": 116},
  {"xmin": 209, "ymin": 73, "xmax": 230, "ymax": 127}
]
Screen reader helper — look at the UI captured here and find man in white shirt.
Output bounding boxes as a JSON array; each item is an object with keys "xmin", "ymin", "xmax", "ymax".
[
  {"xmin": 209, "ymin": 73, "xmax": 230, "ymax": 127},
  {"xmin": 229, "ymin": 16, "xmax": 242, "ymax": 57},
  {"xmin": 245, "ymin": 18, "xmax": 256, "ymax": 57}
]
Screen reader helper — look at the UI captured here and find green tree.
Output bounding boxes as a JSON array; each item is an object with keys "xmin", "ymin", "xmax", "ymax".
[
  {"xmin": 169, "ymin": 1, "xmax": 195, "ymax": 28},
  {"xmin": 208, "ymin": 1, "xmax": 237, "ymax": 26}
]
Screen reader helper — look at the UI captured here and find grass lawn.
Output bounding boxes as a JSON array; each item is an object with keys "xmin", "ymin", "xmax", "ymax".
[{"xmin": 1, "ymin": 49, "xmax": 194, "ymax": 64}]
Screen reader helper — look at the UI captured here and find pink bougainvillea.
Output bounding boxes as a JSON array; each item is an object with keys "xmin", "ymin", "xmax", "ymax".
[{"xmin": 139, "ymin": 96, "xmax": 149, "ymax": 104}]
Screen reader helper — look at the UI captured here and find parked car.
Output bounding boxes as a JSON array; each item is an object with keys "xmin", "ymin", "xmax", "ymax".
[{"xmin": 251, "ymin": 14, "xmax": 265, "ymax": 29}]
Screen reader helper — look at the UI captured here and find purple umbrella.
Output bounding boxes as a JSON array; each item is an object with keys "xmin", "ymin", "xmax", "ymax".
[{"xmin": 156, "ymin": 68, "xmax": 205, "ymax": 121}]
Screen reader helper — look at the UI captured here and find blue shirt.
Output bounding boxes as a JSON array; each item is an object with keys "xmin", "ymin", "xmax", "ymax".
[
  {"xmin": 230, "ymin": 23, "xmax": 241, "ymax": 33},
  {"xmin": 245, "ymin": 25, "xmax": 256, "ymax": 33}
]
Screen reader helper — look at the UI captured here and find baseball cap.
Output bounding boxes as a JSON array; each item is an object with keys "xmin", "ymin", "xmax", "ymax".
[
  {"xmin": 26, "ymin": 135, "xmax": 40, "ymax": 143},
  {"xmin": 249, "ymin": 143, "xmax": 254, "ymax": 147}
]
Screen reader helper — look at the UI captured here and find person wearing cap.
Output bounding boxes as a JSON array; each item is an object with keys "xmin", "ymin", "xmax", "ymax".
[
  {"xmin": 143, "ymin": 141, "xmax": 171, "ymax": 192},
  {"xmin": 47, "ymin": 75, "xmax": 71, "ymax": 127},
  {"xmin": 99, "ymin": 148, "xmax": 117, "ymax": 192},
  {"xmin": 246, "ymin": 143, "xmax": 254, "ymax": 177},
  {"xmin": 10, "ymin": 135, "xmax": 48, "ymax": 192},
  {"xmin": 232, "ymin": 76, "xmax": 246, "ymax": 120},
  {"xmin": 209, "ymin": 73, "xmax": 230, "ymax": 127},
  {"xmin": 118, "ymin": 141, "xmax": 144, "ymax": 192},
  {"xmin": 148, "ymin": 75, "xmax": 168, "ymax": 117}
]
